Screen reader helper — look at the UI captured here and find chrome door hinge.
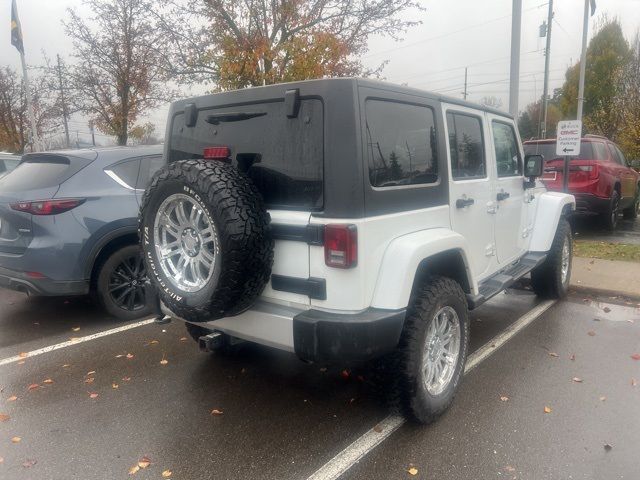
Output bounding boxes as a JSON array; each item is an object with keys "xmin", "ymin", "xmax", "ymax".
[{"xmin": 485, "ymin": 243, "xmax": 496, "ymax": 256}]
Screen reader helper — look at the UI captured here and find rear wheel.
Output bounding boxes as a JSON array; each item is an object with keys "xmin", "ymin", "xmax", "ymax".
[
  {"xmin": 96, "ymin": 245, "xmax": 158, "ymax": 320},
  {"xmin": 622, "ymin": 191, "xmax": 639, "ymax": 220},
  {"xmin": 601, "ymin": 191, "xmax": 620, "ymax": 231},
  {"xmin": 531, "ymin": 219, "xmax": 572, "ymax": 299},
  {"xmin": 395, "ymin": 276, "xmax": 470, "ymax": 424}
]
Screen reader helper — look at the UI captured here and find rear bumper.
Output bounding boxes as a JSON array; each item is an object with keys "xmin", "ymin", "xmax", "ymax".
[
  {"xmin": 572, "ymin": 193, "xmax": 611, "ymax": 215},
  {"xmin": 0, "ymin": 266, "xmax": 89, "ymax": 296},
  {"xmin": 164, "ymin": 300, "xmax": 406, "ymax": 363}
]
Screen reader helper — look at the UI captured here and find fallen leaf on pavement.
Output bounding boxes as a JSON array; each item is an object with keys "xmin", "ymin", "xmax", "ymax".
[
  {"xmin": 373, "ymin": 425, "xmax": 383, "ymax": 433},
  {"xmin": 11, "ymin": 436, "xmax": 21, "ymax": 443},
  {"xmin": 572, "ymin": 377, "xmax": 583, "ymax": 383},
  {"xmin": 149, "ymin": 340, "xmax": 159, "ymax": 345},
  {"xmin": 179, "ymin": 337, "xmax": 187, "ymax": 342},
  {"xmin": 0, "ymin": 413, "xmax": 9, "ymax": 422},
  {"xmin": 548, "ymin": 352, "xmax": 559, "ymax": 357},
  {"xmin": 631, "ymin": 378, "xmax": 637, "ymax": 387},
  {"xmin": 587, "ymin": 331, "xmax": 596, "ymax": 336},
  {"xmin": 62, "ymin": 364, "xmax": 70, "ymax": 368},
  {"xmin": 86, "ymin": 371, "xmax": 95, "ymax": 376},
  {"xmin": 7, "ymin": 395, "xmax": 17, "ymax": 402},
  {"xmin": 570, "ymin": 354, "xmax": 575, "ymax": 361},
  {"xmin": 88, "ymin": 392, "xmax": 99, "ymax": 399},
  {"xmin": 72, "ymin": 327, "xmax": 80, "ymax": 332},
  {"xmin": 603, "ymin": 307, "xmax": 611, "ymax": 313},
  {"xmin": 631, "ymin": 353, "xmax": 640, "ymax": 361},
  {"xmin": 18, "ymin": 352, "xmax": 28, "ymax": 358},
  {"xmin": 69, "ymin": 337, "xmax": 80, "ymax": 343},
  {"xmin": 0, "ymin": 456, "xmax": 3, "ymax": 463},
  {"xmin": 138, "ymin": 457, "xmax": 151, "ymax": 469},
  {"xmin": 128, "ymin": 465, "xmax": 140, "ymax": 475},
  {"xmin": 27, "ymin": 384, "xmax": 38, "ymax": 391},
  {"xmin": 407, "ymin": 467, "xmax": 418, "ymax": 476},
  {"xmin": 122, "ymin": 376, "xmax": 131, "ymax": 382},
  {"xmin": 115, "ymin": 354, "xmax": 124, "ymax": 358},
  {"xmin": 162, "ymin": 470, "xmax": 172, "ymax": 478},
  {"xmin": 17, "ymin": 361, "xmax": 25, "ymax": 365},
  {"xmin": 126, "ymin": 353, "xmax": 134, "ymax": 359},
  {"xmin": 504, "ymin": 466, "xmax": 516, "ymax": 472},
  {"xmin": 84, "ymin": 377, "xmax": 94, "ymax": 384},
  {"xmin": 160, "ymin": 358, "xmax": 168, "ymax": 365},
  {"xmin": 112, "ymin": 383, "xmax": 119, "ymax": 389},
  {"xmin": 210, "ymin": 409, "xmax": 223, "ymax": 416},
  {"xmin": 543, "ymin": 406, "xmax": 552, "ymax": 414},
  {"xmin": 600, "ymin": 396, "xmax": 607, "ymax": 402},
  {"xmin": 22, "ymin": 459, "xmax": 36, "ymax": 468},
  {"xmin": 604, "ymin": 443, "xmax": 612, "ymax": 452},
  {"xmin": 500, "ymin": 396, "xmax": 509, "ymax": 402},
  {"xmin": 42, "ymin": 379, "xmax": 53, "ymax": 384}
]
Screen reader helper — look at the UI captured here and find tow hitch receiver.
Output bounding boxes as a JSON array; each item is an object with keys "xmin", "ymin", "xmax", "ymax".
[{"xmin": 199, "ymin": 331, "xmax": 224, "ymax": 352}]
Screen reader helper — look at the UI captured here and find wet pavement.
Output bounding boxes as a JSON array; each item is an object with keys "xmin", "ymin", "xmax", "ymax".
[
  {"xmin": 0, "ymin": 289, "xmax": 639, "ymax": 480},
  {"xmin": 572, "ymin": 216, "xmax": 640, "ymax": 245}
]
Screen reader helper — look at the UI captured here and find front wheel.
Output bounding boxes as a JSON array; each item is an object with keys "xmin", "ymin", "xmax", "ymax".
[
  {"xmin": 396, "ymin": 276, "xmax": 470, "ymax": 424},
  {"xmin": 531, "ymin": 219, "xmax": 572, "ymax": 299},
  {"xmin": 96, "ymin": 245, "xmax": 158, "ymax": 320}
]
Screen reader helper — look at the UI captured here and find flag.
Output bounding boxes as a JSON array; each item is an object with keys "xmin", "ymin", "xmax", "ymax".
[
  {"xmin": 11, "ymin": 0, "xmax": 24, "ymax": 55},
  {"xmin": 590, "ymin": 0, "xmax": 596, "ymax": 16}
]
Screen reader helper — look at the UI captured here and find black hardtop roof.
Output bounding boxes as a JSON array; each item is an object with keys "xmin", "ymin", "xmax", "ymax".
[{"xmin": 171, "ymin": 77, "xmax": 513, "ymax": 120}]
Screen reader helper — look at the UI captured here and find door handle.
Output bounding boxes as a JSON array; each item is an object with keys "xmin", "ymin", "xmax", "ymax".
[
  {"xmin": 456, "ymin": 197, "xmax": 475, "ymax": 208},
  {"xmin": 497, "ymin": 191, "xmax": 510, "ymax": 201}
]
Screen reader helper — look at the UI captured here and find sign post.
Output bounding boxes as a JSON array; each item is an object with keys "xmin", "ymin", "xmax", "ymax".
[{"xmin": 556, "ymin": 120, "xmax": 582, "ymax": 193}]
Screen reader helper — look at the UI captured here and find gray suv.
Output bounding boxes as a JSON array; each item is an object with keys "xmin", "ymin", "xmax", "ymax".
[{"xmin": 0, "ymin": 146, "xmax": 162, "ymax": 320}]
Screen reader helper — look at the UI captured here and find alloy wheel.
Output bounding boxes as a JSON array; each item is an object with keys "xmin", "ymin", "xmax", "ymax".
[
  {"xmin": 108, "ymin": 254, "xmax": 148, "ymax": 311},
  {"xmin": 422, "ymin": 306, "xmax": 462, "ymax": 396}
]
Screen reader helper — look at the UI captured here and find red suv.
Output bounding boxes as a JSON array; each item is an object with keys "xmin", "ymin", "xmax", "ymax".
[{"xmin": 524, "ymin": 135, "xmax": 640, "ymax": 230}]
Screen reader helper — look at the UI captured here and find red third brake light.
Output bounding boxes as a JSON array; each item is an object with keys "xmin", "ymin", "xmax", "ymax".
[
  {"xmin": 324, "ymin": 224, "xmax": 357, "ymax": 269},
  {"xmin": 10, "ymin": 198, "xmax": 86, "ymax": 215},
  {"xmin": 203, "ymin": 146, "xmax": 231, "ymax": 160}
]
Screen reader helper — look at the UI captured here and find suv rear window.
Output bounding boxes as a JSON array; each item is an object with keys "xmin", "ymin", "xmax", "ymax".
[
  {"xmin": 193, "ymin": 99, "xmax": 323, "ymax": 210},
  {"xmin": 524, "ymin": 142, "xmax": 607, "ymax": 161},
  {"xmin": 0, "ymin": 154, "xmax": 93, "ymax": 191}
]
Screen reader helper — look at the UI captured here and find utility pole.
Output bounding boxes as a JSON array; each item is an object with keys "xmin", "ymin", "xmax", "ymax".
[
  {"xmin": 577, "ymin": 0, "xmax": 592, "ymax": 123},
  {"xmin": 541, "ymin": 0, "xmax": 554, "ymax": 139},
  {"xmin": 509, "ymin": 0, "xmax": 522, "ymax": 117},
  {"xmin": 89, "ymin": 121, "xmax": 96, "ymax": 146},
  {"xmin": 56, "ymin": 55, "xmax": 70, "ymax": 149},
  {"xmin": 462, "ymin": 67, "xmax": 468, "ymax": 100}
]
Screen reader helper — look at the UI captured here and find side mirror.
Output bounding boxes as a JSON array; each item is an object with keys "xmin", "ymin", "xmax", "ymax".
[{"xmin": 523, "ymin": 154, "xmax": 544, "ymax": 189}]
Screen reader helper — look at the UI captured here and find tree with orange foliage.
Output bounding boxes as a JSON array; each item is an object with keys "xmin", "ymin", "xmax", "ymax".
[{"xmin": 159, "ymin": 0, "xmax": 422, "ymax": 90}]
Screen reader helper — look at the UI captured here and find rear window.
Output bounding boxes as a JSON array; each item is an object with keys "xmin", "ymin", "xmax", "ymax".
[
  {"xmin": 524, "ymin": 142, "xmax": 607, "ymax": 161},
  {"xmin": 0, "ymin": 154, "xmax": 93, "ymax": 191},
  {"xmin": 184, "ymin": 99, "xmax": 323, "ymax": 210}
]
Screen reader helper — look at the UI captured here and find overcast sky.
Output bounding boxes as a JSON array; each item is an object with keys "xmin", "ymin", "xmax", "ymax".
[{"xmin": 1, "ymin": 0, "xmax": 639, "ymax": 145}]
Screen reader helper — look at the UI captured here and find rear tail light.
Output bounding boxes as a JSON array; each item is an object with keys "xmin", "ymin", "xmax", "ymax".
[
  {"xmin": 10, "ymin": 198, "xmax": 86, "ymax": 215},
  {"xmin": 203, "ymin": 146, "xmax": 231, "ymax": 160},
  {"xmin": 324, "ymin": 224, "xmax": 357, "ymax": 269}
]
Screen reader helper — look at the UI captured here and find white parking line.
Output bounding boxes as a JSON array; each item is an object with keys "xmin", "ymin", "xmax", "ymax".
[
  {"xmin": 305, "ymin": 299, "xmax": 557, "ymax": 480},
  {"xmin": 0, "ymin": 317, "xmax": 157, "ymax": 367}
]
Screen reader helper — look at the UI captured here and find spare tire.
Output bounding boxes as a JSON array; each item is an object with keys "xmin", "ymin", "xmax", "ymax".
[{"xmin": 139, "ymin": 159, "xmax": 273, "ymax": 322}]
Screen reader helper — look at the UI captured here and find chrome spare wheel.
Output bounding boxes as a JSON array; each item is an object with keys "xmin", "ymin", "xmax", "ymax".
[
  {"xmin": 153, "ymin": 193, "xmax": 218, "ymax": 293},
  {"xmin": 561, "ymin": 235, "xmax": 571, "ymax": 285},
  {"xmin": 422, "ymin": 306, "xmax": 462, "ymax": 396}
]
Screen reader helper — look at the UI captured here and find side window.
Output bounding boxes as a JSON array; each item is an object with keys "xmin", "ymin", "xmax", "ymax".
[
  {"xmin": 136, "ymin": 155, "xmax": 165, "ymax": 189},
  {"xmin": 491, "ymin": 121, "xmax": 522, "ymax": 177},
  {"xmin": 613, "ymin": 145, "xmax": 628, "ymax": 167},
  {"xmin": 365, "ymin": 100, "xmax": 438, "ymax": 188},
  {"xmin": 108, "ymin": 158, "xmax": 140, "ymax": 189},
  {"xmin": 446, "ymin": 112, "xmax": 486, "ymax": 179}
]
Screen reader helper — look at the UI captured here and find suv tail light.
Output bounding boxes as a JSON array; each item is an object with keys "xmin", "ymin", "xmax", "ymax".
[
  {"xmin": 324, "ymin": 224, "xmax": 357, "ymax": 269},
  {"xmin": 203, "ymin": 146, "xmax": 231, "ymax": 160},
  {"xmin": 10, "ymin": 198, "xmax": 86, "ymax": 215}
]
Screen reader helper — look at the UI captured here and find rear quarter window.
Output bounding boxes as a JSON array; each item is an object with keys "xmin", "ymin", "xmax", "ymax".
[{"xmin": 0, "ymin": 154, "xmax": 93, "ymax": 192}]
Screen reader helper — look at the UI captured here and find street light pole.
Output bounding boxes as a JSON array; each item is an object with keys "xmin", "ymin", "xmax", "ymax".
[
  {"xmin": 509, "ymin": 0, "xmax": 522, "ymax": 117},
  {"xmin": 541, "ymin": 0, "xmax": 554, "ymax": 139},
  {"xmin": 576, "ymin": 0, "xmax": 590, "ymax": 123}
]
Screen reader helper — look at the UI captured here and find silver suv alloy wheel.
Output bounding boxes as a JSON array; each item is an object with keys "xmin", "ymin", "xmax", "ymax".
[
  {"xmin": 422, "ymin": 306, "xmax": 462, "ymax": 395},
  {"xmin": 153, "ymin": 193, "xmax": 218, "ymax": 293}
]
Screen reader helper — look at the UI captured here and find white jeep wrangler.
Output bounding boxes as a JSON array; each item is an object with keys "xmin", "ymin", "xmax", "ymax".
[{"xmin": 139, "ymin": 78, "xmax": 575, "ymax": 423}]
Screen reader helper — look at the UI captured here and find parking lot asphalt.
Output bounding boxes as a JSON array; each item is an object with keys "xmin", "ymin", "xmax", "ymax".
[{"xmin": 1, "ymin": 289, "xmax": 638, "ymax": 480}]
